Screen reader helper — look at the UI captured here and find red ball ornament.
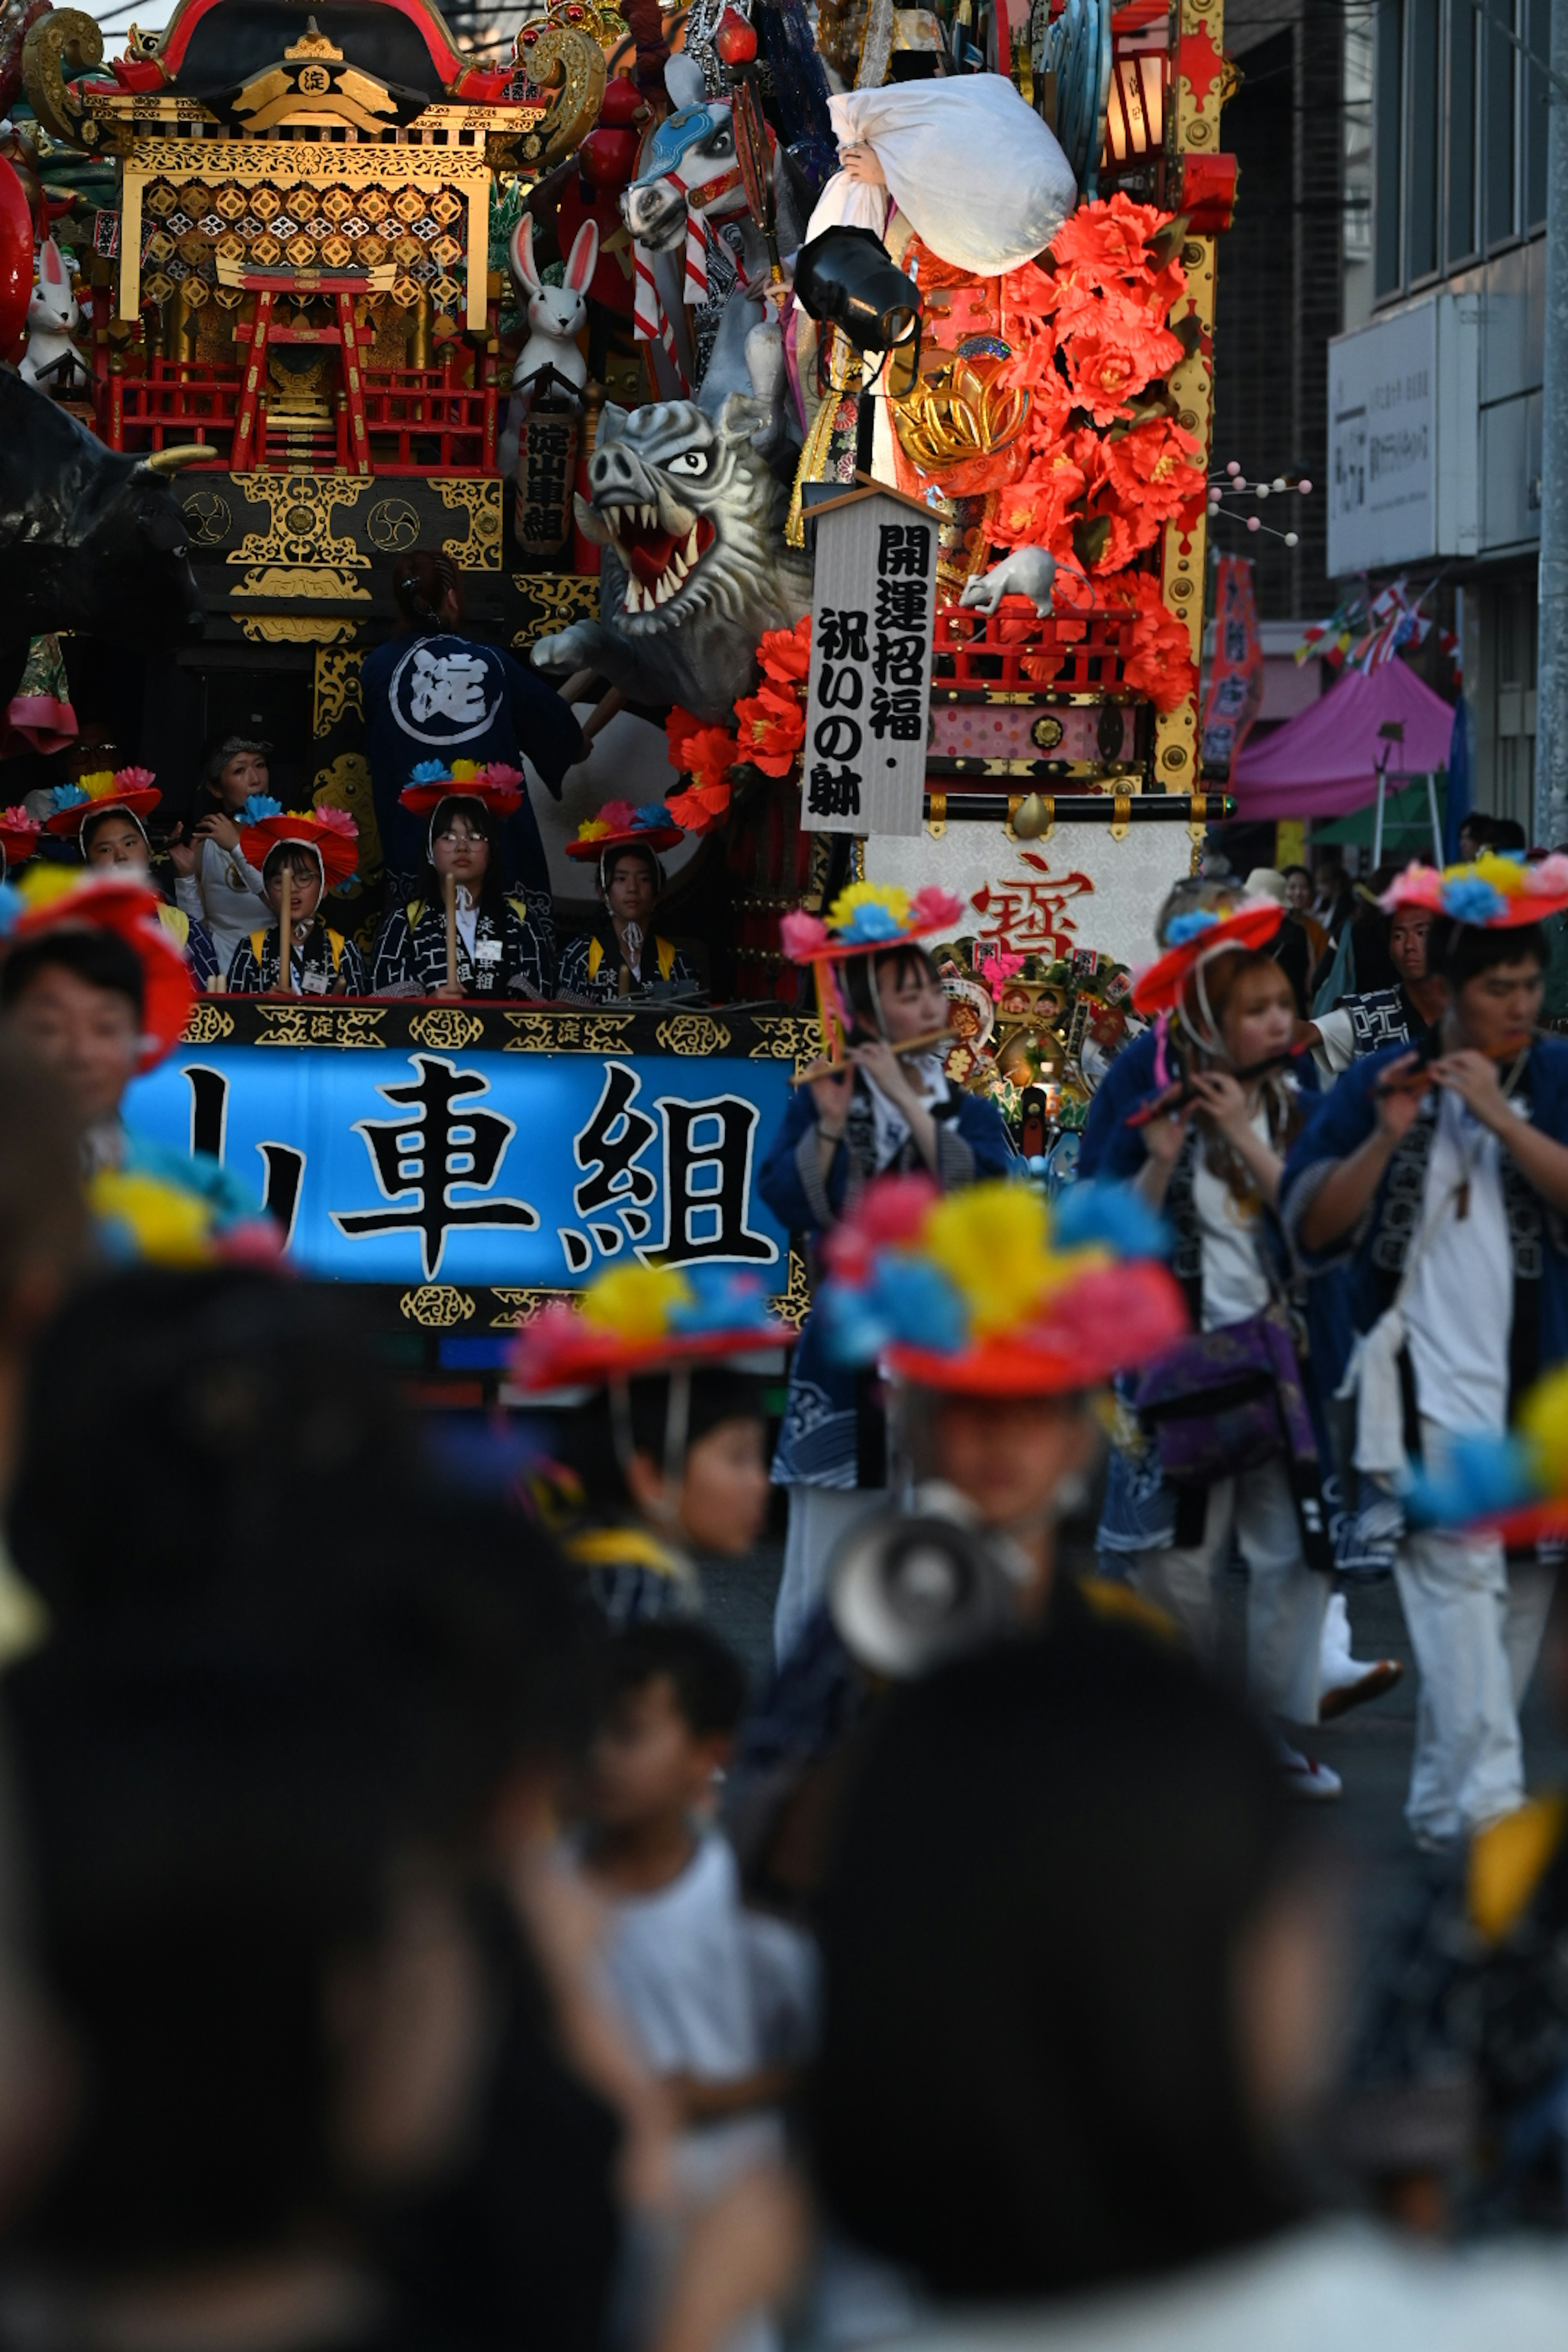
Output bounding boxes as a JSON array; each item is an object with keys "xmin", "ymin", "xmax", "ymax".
[
  {"xmin": 599, "ymin": 77, "xmax": 643, "ymax": 124},
  {"xmin": 714, "ymin": 7, "xmax": 757, "ymax": 62},
  {"xmin": 580, "ymin": 122, "xmax": 640, "ymax": 187}
]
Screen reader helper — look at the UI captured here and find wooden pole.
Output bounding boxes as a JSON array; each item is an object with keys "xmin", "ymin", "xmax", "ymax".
[
  {"xmin": 444, "ymin": 869, "xmax": 458, "ymax": 991},
  {"xmin": 279, "ymin": 864, "xmax": 294, "ymax": 995}
]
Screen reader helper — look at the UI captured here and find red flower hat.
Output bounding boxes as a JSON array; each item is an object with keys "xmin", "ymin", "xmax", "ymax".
[
  {"xmin": 509, "ymin": 1263, "xmax": 789, "ymax": 1391},
  {"xmin": 564, "ymin": 800, "xmax": 686, "ymax": 862},
  {"xmin": 1131, "ymin": 898, "xmax": 1283, "ymax": 1016},
  {"xmin": 239, "ymin": 806, "xmax": 360, "ymax": 889},
  {"xmin": 42, "ymin": 766, "xmax": 161, "ymax": 839},
  {"xmin": 399, "ymin": 761, "xmax": 525, "ymax": 819}
]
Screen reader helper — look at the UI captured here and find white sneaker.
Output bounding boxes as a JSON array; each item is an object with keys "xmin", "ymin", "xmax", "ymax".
[{"xmin": 1278, "ymin": 1742, "xmax": 1343, "ymax": 1801}]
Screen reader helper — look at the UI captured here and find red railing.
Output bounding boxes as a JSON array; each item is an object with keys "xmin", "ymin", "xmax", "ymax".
[
  {"xmin": 934, "ymin": 599, "xmax": 1141, "ymax": 694},
  {"xmin": 96, "ymin": 357, "xmax": 497, "ymax": 475}
]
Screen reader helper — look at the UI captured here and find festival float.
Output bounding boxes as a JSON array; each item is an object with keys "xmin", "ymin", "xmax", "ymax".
[{"xmin": 0, "ymin": 0, "xmax": 1236, "ymax": 1382}]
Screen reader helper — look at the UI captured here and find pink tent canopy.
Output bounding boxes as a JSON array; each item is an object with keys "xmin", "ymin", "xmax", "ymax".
[{"xmin": 1228, "ymin": 658, "xmax": 1457, "ymax": 820}]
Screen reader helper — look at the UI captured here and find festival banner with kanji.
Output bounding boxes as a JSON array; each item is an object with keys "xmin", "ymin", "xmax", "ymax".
[
  {"xmin": 801, "ymin": 486, "xmax": 937, "ymax": 837},
  {"xmin": 864, "ymin": 824, "xmax": 1194, "ymax": 972},
  {"xmin": 122, "ymin": 1004, "xmax": 804, "ymax": 1306}
]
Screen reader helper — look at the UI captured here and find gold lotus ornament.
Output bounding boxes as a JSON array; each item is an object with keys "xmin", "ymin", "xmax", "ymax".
[{"xmin": 893, "ymin": 352, "xmax": 1030, "ymax": 477}]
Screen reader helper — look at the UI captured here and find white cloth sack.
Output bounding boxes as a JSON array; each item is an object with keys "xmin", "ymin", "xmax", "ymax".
[{"xmin": 805, "ymin": 81, "xmax": 1078, "ymax": 277}]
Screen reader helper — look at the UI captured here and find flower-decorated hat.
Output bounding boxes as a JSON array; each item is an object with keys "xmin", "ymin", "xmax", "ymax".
[
  {"xmin": 237, "ymin": 798, "xmax": 359, "ymax": 889},
  {"xmin": 1379, "ymin": 852, "xmax": 1568, "ymax": 929},
  {"xmin": 43, "ymin": 765, "xmax": 161, "ymax": 841},
  {"xmin": 820, "ymin": 1174, "xmax": 1188, "ymax": 1397},
  {"xmin": 781, "ymin": 882, "xmax": 965, "ymax": 1065},
  {"xmin": 565, "ymin": 799, "xmax": 686, "ymax": 864},
  {"xmin": 1131, "ymin": 893, "xmax": 1283, "ymax": 1016},
  {"xmin": 4, "ymin": 866, "xmax": 194, "ymax": 1071},
  {"xmin": 1405, "ymin": 1362, "xmax": 1568, "ymax": 1549},
  {"xmin": 399, "ymin": 758, "xmax": 526, "ymax": 819},
  {"xmin": 0, "ymin": 805, "xmax": 39, "ymax": 873},
  {"xmin": 89, "ymin": 1167, "xmax": 283, "ymax": 1272},
  {"xmin": 509, "ymin": 1261, "xmax": 789, "ymax": 1392}
]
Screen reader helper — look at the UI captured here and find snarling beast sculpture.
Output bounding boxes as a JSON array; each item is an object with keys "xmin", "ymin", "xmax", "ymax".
[{"xmin": 530, "ymin": 393, "xmax": 812, "ymax": 723}]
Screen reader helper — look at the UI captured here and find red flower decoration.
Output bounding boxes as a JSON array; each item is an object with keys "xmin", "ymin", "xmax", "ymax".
[
  {"xmin": 1060, "ymin": 319, "xmax": 1182, "ymax": 424},
  {"xmin": 734, "ymin": 678, "xmax": 806, "ymax": 778},
  {"xmin": 757, "ymin": 614, "xmax": 811, "ymax": 688},
  {"xmin": 666, "ymin": 709, "xmax": 740, "ymax": 795},
  {"xmin": 1111, "ymin": 575, "xmax": 1199, "ymax": 714},
  {"xmin": 1048, "ymin": 191, "xmax": 1171, "ymax": 279},
  {"xmin": 1101, "ymin": 414, "xmax": 1206, "ymax": 522},
  {"xmin": 668, "ymin": 775, "xmax": 733, "ymax": 831}
]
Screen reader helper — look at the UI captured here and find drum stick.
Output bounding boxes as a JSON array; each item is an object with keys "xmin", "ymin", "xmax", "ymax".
[
  {"xmin": 444, "ymin": 870, "xmax": 457, "ymax": 991},
  {"xmin": 279, "ymin": 864, "xmax": 294, "ymax": 996}
]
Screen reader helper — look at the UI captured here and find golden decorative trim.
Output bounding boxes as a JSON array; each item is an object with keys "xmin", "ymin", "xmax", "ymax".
[
  {"xmin": 312, "ymin": 753, "xmax": 381, "ymax": 885},
  {"xmin": 526, "ymin": 20, "xmax": 608, "ymax": 164},
  {"xmin": 181, "ymin": 1003, "xmax": 236, "ymax": 1045},
  {"xmin": 22, "ymin": 8, "xmax": 100, "ymax": 147},
  {"xmin": 746, "ymin": 1016, "xmax": 822, "ymax": 1072},
  {"xmin": 772, "ymin": 1247, "xmax": 811, "ymax": 1332},
  {"xmin": 510, "ymin": 574, "xmax": 599, "ymax": 648},
  {"xmin": 234, "ymin": 565, "xmax": 373, "ymax": 602},
  {"xmin": 253, "ymin": 1006, "xmax": 387, "ymax": 1047},
  {"xmin": 503, "ymin": 1011, "xmax": 635, "ymax": 1054},
  {"xmin": 227, "ymin": 477, "xmax": 375, "ymax": 573},
  {"xmin": 1151, "ymin": 230, "xmax": 1216, "ymax": 794},
  {"xmin": 313, "ymin": 648, "xmax": 365, "ymax": 737},
  {"xmin": 654, "ymin": 1013, "xmax": 733, "ymax": 1056},
  {"xmin": 401, "ymin": 1285, "xmax": 475, "ymax": 1328},
  {"xmin": 241, "ymin": 617, "xmax": 359, "ymax": 644},
  {"xmin": 409, "ymin": 1008, "xmax": 487, "ymax": 1050},
  {"xmin": 437, "ymin": 479, "xmax": 503, "ymax": 572},
  {"xmin": 489, "ymin": 1285, "xmax": 572, "ymax": 1328}
]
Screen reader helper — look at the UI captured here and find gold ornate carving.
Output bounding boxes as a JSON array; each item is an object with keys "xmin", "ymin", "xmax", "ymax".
[
  {"xmin": 240, "ymin": 617, "xmax": 359, "ymax": 644},
  {"xmin": 400, "ymin": 1285, "xmax": 475, "ymax": 1328},
  {"xmin": 181, "ymin": 1003, "xmax": 236, "ymax": 1045},
  {"xmin": 313, "ymin": 649, "xmax": 365, "ymax": 735},
  {"xmin": 254, "ymin": 1006, "xmax": 387, "ymax": 1047},
  {"xmin": 655, "ymin": 1013, "xmax": 733, "ymax": 1056},
  {"xmin": 312, "ymin": 753, "xmax": 381, "ymax": 885},
  {"xmin": 771, "ymin": 1247, "xmax": 811, "ymax": 1332},
  {"xmin": 436, "ymin": 480, "xmax": 503, "ymax": 571},
  {"xmin": 503, "ymin": 1011, "xmax": 635, "ymax": 1054},
  {"xmin": 747, "ymin": 1016, "xmax": 824, "ymax": 1071},
  {"xmin": 233, "ymin": 564, "xmax": 373, "ymax": 601},
  {"xmin": 1152, "ymin": 227, "xmax": 1217, "ymax": 793},
  {"xmin": 510, "ymin": 574, "xmax": 599, "ymax": 649},
  {"xmin": 489, "ymin": 1286, "xmax": 572, "ymax": 1328},
  {"xmin": 227, "ymin": 477, "xmax": 375, "ymax": 572},
  {"xmin": 22, "ymin": 8, "xmax": 100, "ymax": 147},
  {"xmin": 408, "ymin": 1008, "xmax": 486, "ymax": 1051},
  {"xmin": 526, "ymin": 21, "xmax": 608, "ymax": 163}
]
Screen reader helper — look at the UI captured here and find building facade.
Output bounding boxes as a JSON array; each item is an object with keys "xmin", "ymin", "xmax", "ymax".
[{"xmin": 1347, "ymin": 0, "xmax": 1549, "ymax": 830}]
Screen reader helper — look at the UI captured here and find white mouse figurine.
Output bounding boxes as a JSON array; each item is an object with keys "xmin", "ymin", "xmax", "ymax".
[
  {"xmin": 510, "ymin": 214, "xmax": 598, "ymax": 403},
  {"xmin": 19, "ymin": 234, "xmax": 82, "ymax": 390}
]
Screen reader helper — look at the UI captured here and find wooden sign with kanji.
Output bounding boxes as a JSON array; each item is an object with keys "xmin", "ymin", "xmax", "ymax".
[{"xmin": 800, "ymin": 477, "xmax": 938, "ymax": 838}]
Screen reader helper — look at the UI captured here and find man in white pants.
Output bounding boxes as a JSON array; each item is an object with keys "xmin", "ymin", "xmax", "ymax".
[{"xmin": 1284, "ymin": 878, "xmax": 1568, "ymax": 1847}]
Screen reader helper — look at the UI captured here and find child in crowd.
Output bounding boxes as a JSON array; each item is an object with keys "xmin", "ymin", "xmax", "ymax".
[
  {"xmin": 575, "ymin": 1617, "xmax": 814, "ymax": 2352},
  {"xmin": 168, "ymin": 736, "xmax": 274, "ymax": 970},
  {"xmin": 762, "ymin": 883, "xmax": 1013, "ymax": 1664},
  {"xmin": 559, "ymin": 810, "xmax": 698, "ymax": 1002},
  {"xmin": 511, "ymin": 1261, "xmax": 782, "ymax": 1628},
  {"xmin": 225, "ymin": 807, "xmax": 367, "ymax": 996},
  {"xmin": 42, "ymin": 765, "xmax": 219, "ymax": 985},
  {"xmin": 373, "ymin": 764, "xmax": 553, "ymax": 1000}
]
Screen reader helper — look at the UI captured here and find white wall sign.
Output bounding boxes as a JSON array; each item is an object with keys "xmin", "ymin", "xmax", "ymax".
[
  {"xmin": 1326, "ymin": 296, "xmax": 1479, "ymax": 575},
  {"xmin": 864, "ymin": 822, "xmax": 1194, "ymax": 971},
  {"xmin": 800, "ymin": 487, "xmax": 937, "ymax": 838}
]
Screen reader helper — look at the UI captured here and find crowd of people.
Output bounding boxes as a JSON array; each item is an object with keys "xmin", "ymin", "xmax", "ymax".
[{"xmin": 9, "ymin": 604, "xmax": 1568, "ymax": 2339}]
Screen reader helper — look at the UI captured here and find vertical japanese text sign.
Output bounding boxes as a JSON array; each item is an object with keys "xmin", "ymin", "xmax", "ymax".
[{"xmin": 801, "ymin": 486, "xmax": 937, "ymax": 838}]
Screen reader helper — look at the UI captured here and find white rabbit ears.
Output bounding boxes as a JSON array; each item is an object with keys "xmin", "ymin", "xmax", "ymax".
[
  {"xmin": 510, "ymin": 212, "xmax": 598, "ymax": 298},
  {"xmin": 510, "ymin": 212, "xmax": 541, "ymax": 294},
  {"xmin": 564, "ymin": 220, "xmax": 599, "ymax": 293}
]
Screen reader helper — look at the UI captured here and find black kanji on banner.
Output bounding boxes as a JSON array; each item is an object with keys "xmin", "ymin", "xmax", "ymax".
[
  {"xmin": 655, "ymin": 1095, "xmax": 775, "ymax": 1265},
  {"xmin": 334, "ymin": 1054, "xmax": 539, "ymax": 1279}
]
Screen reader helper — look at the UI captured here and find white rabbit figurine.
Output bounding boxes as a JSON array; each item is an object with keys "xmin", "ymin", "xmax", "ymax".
[
  {"xmin": 19, "ymin": 234, "xmax": 82, "ymax": 391},
  {"xmin": 511, "ymin": 214, "xmax": 597, "ymax": 402},
  {"xmin": 499, "ymin": 214, "xmax": 599, "ymax": 475}
]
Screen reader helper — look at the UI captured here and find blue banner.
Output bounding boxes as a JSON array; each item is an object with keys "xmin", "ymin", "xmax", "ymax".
[{"xmin": 123, "ymin": 1006, "xmax": 805, "ymax": 1305}]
